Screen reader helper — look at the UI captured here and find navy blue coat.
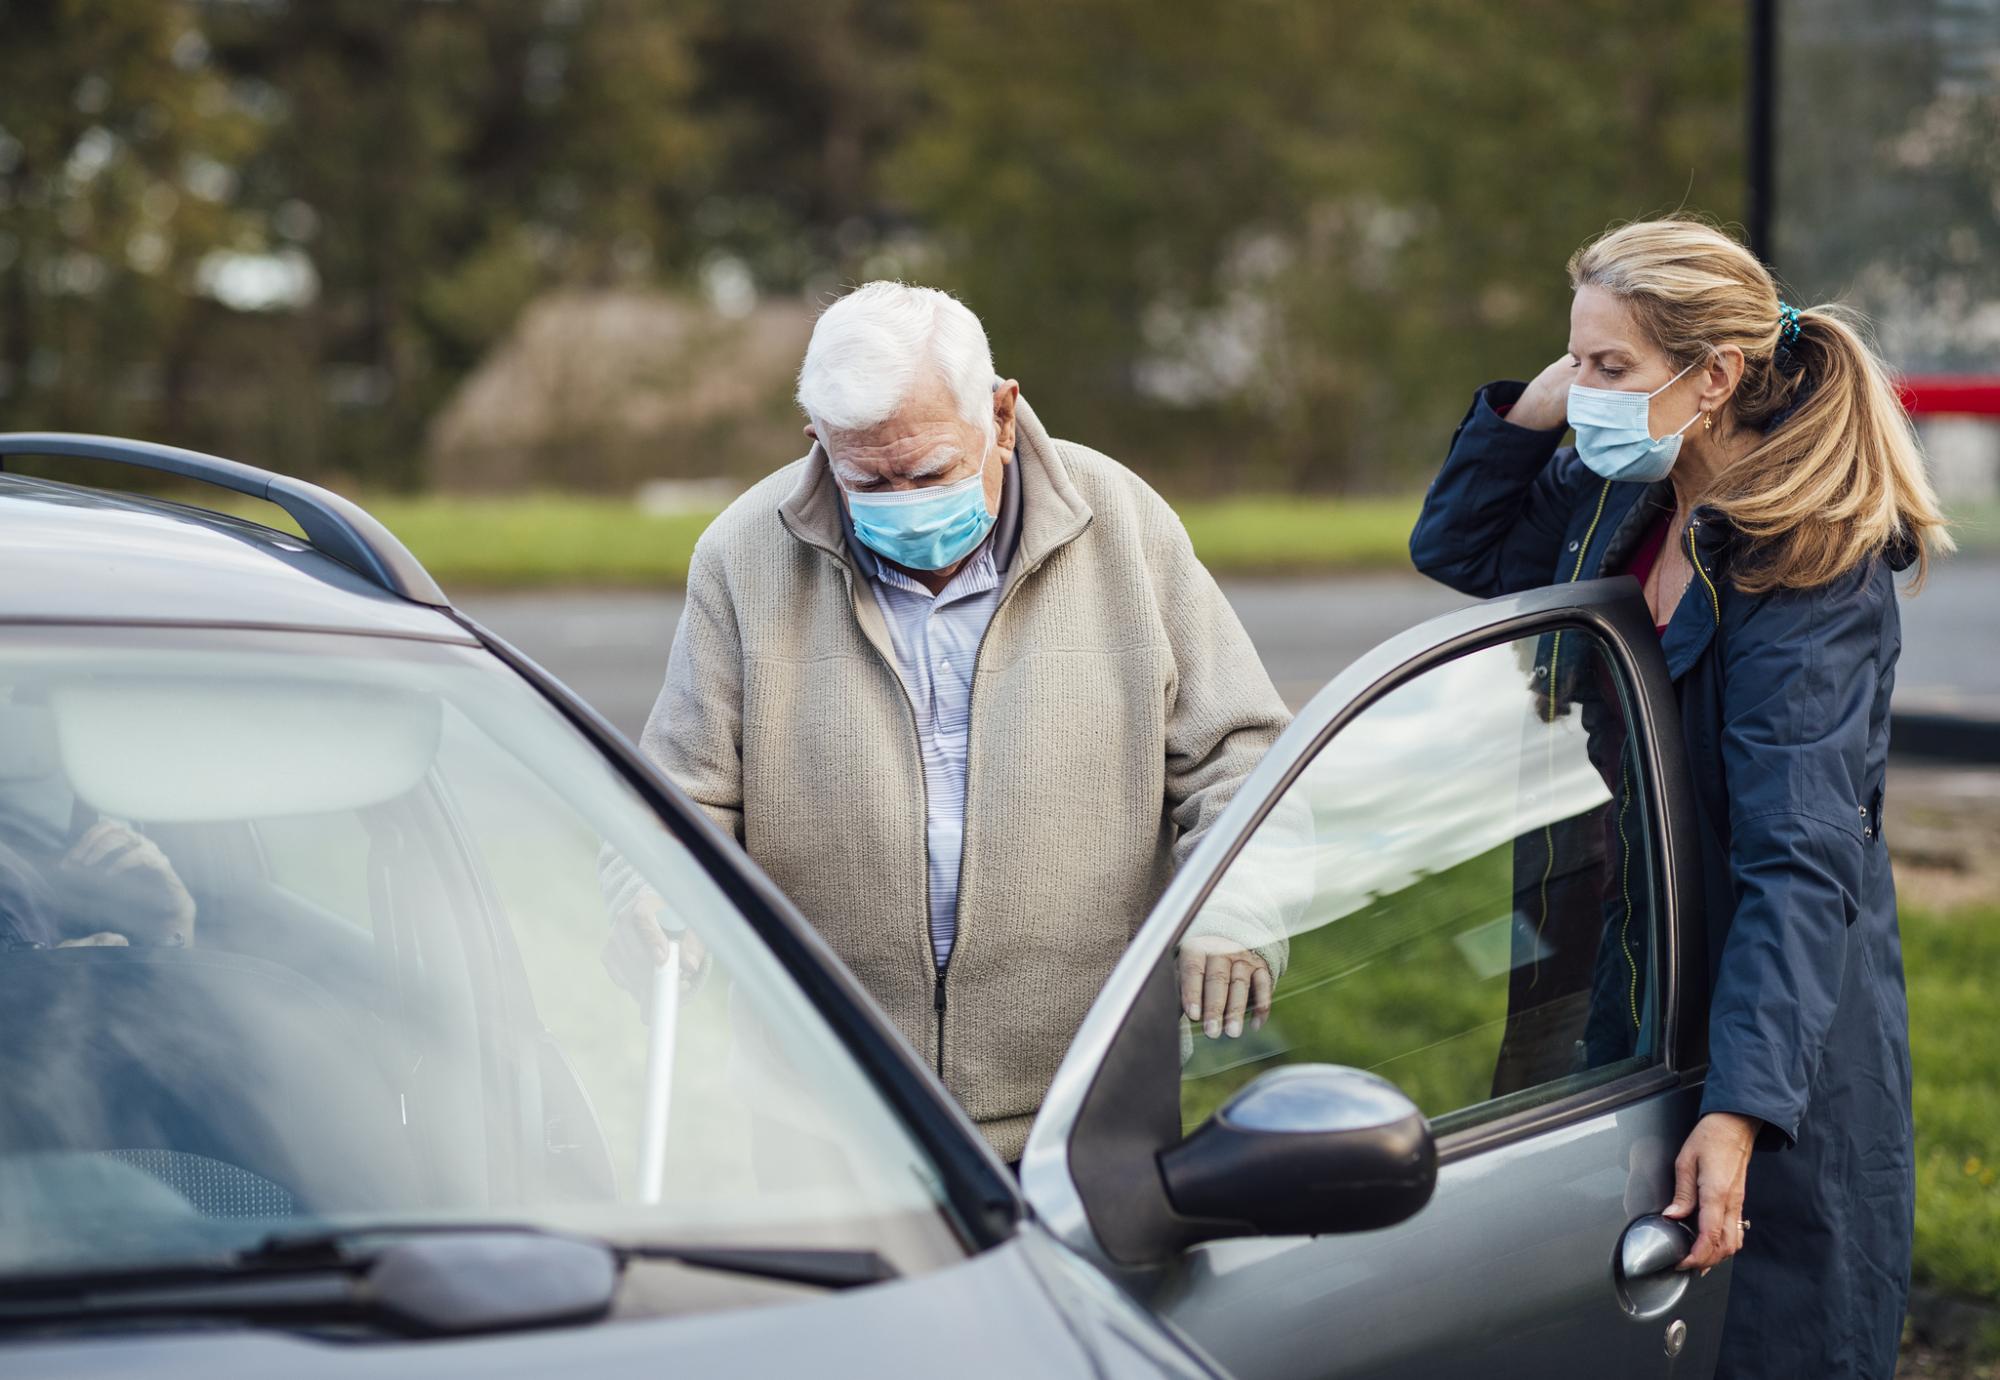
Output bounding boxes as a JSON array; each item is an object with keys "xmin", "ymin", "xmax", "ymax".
[{"xmin": 1411, "ymin": 381, "xmax": 1915, "ymax": 1380}]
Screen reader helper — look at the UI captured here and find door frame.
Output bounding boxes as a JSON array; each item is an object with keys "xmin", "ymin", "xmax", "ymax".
[{"xmin": 1021, "ymin": 577, "xmax": 1710, "ymax": 1271}]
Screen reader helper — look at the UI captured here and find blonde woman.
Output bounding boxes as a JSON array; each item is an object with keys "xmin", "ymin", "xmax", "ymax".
[{"xmin": 1410, "ymin": 218, "xmax": 1950, "ymax": 1379}]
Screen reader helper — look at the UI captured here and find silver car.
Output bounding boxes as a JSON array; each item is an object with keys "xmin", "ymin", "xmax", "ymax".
[{"xmin": 0, "ymin": 434, "xmax": 1729, "ymax": 1377}]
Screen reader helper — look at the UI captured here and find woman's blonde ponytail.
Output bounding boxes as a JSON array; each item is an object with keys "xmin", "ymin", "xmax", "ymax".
[{"xmin": 1710, "ymin": 304, "xmax": 1953, "ymax": 593}]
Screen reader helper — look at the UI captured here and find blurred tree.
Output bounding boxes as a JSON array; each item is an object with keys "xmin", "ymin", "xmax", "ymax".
[
  {"xmin": 890, "ymin": 0, "xmax": 1744, "ymax": 490},
  {"xmin": 0, "ymin": 0, "xmax": 260, "ymax": 439},
  {"xmin": 203, "ymin": 0, "xmax": 714, "ymax": 485},
  {"xmin": 680, "ymin": 0, "xmax": 925, "ymax": 288},
  {"xmin": 3, "ymin": 0, "xmax": 1752, "ymax": 492}
]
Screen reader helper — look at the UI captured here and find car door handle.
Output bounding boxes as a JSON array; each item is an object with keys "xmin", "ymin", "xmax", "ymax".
[{"xmin": 1614, "ymin": 1213, "xmax": 1696, "ymax": 1317}]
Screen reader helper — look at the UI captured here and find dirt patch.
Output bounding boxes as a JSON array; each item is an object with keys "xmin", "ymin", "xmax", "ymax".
[{"xmin": 1888, "ymin": 764, "xmax": 2000, "ymax": 913}]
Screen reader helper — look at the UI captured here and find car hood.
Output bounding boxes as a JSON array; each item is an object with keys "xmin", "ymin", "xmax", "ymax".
[{"xmin": 0, "ymin": 1229, "xmax": 1216, "ymax": 1380}]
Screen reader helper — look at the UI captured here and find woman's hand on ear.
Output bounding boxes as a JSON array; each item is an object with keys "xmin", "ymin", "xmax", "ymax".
[{"xmin": 1506, "ymin": 354, "xmax": 1576, "ymax": 432}]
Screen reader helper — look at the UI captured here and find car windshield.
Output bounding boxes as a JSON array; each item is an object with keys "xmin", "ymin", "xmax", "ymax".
[{"xmin": 0, "ymin": 626, "xmax": 962, "ymax": 1291}]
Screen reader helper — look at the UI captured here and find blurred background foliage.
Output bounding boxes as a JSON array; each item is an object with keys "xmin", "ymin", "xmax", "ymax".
[{"xmin": 0, "ymin": 0, "xmax": 1745, "ymax": 494}]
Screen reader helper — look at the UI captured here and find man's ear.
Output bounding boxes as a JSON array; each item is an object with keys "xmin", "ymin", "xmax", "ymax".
[
  {"xmin": 802, "ymin": 421, "xmax": 819, "ymax": 441},
  {"xmin": 992, "ymin": 379, "xmax": 1021, "ymax": 456}
]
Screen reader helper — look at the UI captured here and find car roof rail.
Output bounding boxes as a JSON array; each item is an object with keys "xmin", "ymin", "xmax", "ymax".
[{"xmin": 0, "ymin": 431, "xmax": 448, "ymax": 607}]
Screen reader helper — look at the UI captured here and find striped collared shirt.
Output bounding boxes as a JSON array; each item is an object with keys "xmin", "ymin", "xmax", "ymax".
[{"xmin": 844, "ymin": 460, "xmax": 1020, "ymax": 971}]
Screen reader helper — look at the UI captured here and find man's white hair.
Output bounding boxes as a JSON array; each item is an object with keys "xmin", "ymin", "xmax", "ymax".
[{"xmin": 796, "ymin": 282, "xmax": 996, "ymax": 443}]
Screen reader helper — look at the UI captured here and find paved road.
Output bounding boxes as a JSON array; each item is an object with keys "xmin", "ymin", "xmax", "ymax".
[{"xmin": 461, "ymin": 559, "xmax": 2000, "ymax": 741}]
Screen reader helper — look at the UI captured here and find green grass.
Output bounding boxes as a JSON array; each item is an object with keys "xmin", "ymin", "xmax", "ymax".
[
  {"xmin": 1906, "ymin": 904, "xmax": 2000, "ymax": 1303},
  {"xmin": 179, "ymin": 485, "xmax": 2000, "ymax": 589},
  {"xmin": 1179, "ymin": 843, "xmax": 1516, "ymax": 1132},
  {"xmin": 223, "ymin": 493, "xmax": 723, "ymax": 588},
  {"xmin": 1174, "ymin": 495, "xmax": 1424, "ymax": 576},
  {"xmin": 213, "ymin": 490, "xmax": 1424, "ymax": 589},
  {"xmin": 1946, "ymin": 502, "xmax": 2000, "ymax": 557}
]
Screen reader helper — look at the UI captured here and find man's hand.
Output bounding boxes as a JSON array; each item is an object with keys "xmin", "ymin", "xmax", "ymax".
[
  {"xmin": 1176, "ymin": 933, "xmax": 1272, "ymax": 1039},
  {"xmin": 1663, "ymin": 1111, "xmax": 1760, "ymax": 1272},
  {"xmin": 600, "ymin": 888, "xmax": 706, "ymax": 1021},
  {"xmin": 1506, "ymin": 354, "xmax": 1577, "ymax": 432},
  {"xmin": 58, "ymin": 819, "xmax": 196, "ymax": 947}
]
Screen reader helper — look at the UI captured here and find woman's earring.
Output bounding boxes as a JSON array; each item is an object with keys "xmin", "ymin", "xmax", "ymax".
[{"xmin": 1702, "ymin": 411, "xmax": 1713, "ymax": 431}]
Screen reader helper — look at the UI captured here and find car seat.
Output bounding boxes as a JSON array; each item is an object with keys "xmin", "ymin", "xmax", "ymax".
[{"xmin": 0, "ymin": 945, "xmax": 422, "ymax": 1217}]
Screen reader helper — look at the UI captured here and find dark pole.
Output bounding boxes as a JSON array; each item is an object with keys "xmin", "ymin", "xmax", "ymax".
[{"xmin": 1746, "ymin": 0, "xmax": 1777, "ymax": 263}]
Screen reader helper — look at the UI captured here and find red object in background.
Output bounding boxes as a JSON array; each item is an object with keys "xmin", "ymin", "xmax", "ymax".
[{"xmin": 1898, "ymin": 376, "xmax": 2000, "ymax": 418}]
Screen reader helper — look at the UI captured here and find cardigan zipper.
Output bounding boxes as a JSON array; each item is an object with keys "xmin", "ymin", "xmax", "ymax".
[
  {"xmin": 835, "ymin": 517, "xmax": 1089, "ymax": 1083},
  {"xmin": 939, "ymin": 534, "xmax": 1083, "ymax": 1081},
  {"xmin": 933, "ymin": 962, "xmax": 950, "ymax": 1076},
  {"xmin": 836, "ymin": 564, "xmax": 946, "ymax": 1074}
]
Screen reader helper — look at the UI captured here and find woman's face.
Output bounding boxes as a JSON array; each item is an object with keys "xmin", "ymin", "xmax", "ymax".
[{"xmin": 1567, "ymin": 284, "xmax": 1705, "ymax": 438}]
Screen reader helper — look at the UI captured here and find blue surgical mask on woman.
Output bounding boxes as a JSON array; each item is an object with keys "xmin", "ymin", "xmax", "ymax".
[
  {"xmin": 1568, "ymin": 359, "xmax": 1705, "ymax": 483},
  {"xmin": 843, "ymin": 458, "xmax": 996, "ymax": 571}
]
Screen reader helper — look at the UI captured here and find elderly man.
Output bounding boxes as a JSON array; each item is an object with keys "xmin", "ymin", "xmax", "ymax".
[{"xmin": 609, "ymin": 282, "xmax": 1291, "ymax": 1161}]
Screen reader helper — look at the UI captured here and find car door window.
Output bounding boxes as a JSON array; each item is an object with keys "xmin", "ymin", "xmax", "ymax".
[{"xmin": 1179, "ymin": 626, "xmax": 1663, "ymax": 1138}]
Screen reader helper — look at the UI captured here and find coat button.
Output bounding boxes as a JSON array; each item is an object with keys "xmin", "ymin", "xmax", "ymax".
[{"xmin": 1567, "ymin": 540, "xmax": 1580, "ymax": 552}]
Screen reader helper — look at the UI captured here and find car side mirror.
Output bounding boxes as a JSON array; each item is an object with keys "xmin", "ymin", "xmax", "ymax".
[{"xmin": 1158, "ymin": 1064, "xmax": 1436, "ymax": 1244}]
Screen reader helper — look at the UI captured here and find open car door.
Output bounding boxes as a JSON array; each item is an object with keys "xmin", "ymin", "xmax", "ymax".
[{"xmin": 1022, "ymin": 578, "xmax": 1732, "ymax": 1379}]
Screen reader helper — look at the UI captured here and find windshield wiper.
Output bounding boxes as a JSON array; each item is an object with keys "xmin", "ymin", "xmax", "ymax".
[
  {"xmin": 621, "ymin": 1242, "xmax": 897, "ymax": 1290},
  {"xmin": 0, "ymin": 1224, "xmax": 899, "ymax": 1337},
  {"xmin": 0, "ymin": 1228, "xmax": 619, "ymax": 1337},
  {"xmin": 245, "ymin": 1222, "xmax": 896, "ymax": 1290},
  {"xmin": 245, "ymin": 1223, "xmax": 896, "ymax": 1290}
]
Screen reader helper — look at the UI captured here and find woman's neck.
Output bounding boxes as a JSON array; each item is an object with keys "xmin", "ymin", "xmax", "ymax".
[{"xmin": 1670, "ymin": 414, "xmax": 1759, "ymax": 517}]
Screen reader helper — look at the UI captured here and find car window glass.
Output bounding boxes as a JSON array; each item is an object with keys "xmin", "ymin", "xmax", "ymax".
[
  {"xmin": 255, "ymin": 810, "xmax": 371, "ymax": 924},
  {"xmin": 1177, "ymin": 628, "xmax": 1662, "ymax": 1138},
  {"xmin": 432, "ymin": 703, "xmax": 943, "ymax": 1218},
  {"xmin": 0, "ymin": 629, "xmax": 961, "ymax": 1296}
]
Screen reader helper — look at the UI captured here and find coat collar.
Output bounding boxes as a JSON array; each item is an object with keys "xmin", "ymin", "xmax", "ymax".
[
  {"xmin": 1567, "ymin": 478, "xmax": 1728, "ymax": 681},
  {"xmin": 776, "ymin": 394, "xmax": 1093, "ymax": 597}
]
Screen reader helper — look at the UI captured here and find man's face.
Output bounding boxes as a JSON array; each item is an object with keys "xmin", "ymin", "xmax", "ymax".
[{"xmin": 809, "ymin": 373, "xmax": 1020, "ymax": 521}]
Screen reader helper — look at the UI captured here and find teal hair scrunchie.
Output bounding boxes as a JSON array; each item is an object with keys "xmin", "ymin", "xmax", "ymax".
[{"xmin": 1775, "ymin": 300, "xmax": 1805, "ymax": 369}]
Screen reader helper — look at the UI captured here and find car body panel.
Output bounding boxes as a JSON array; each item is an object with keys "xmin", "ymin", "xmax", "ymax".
[
  {"xmin": 0, "ymin": 476, "xmax": 470, "ymax": 642},
  {"xmin": 0, "ymin": 1234, "xmax": 1214, "ymax": 1379},
  {"xmin": 1154, "ymin": 1081, "xmax": 1730, "ymax": 1379}
]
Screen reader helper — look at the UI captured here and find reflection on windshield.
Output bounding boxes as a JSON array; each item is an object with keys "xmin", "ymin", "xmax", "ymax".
[{"xmin": 0, "ymin": 629, "xmax": 958, "ymax": 1296}]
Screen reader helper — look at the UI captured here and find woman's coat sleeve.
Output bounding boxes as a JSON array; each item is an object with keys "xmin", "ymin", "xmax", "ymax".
[
  {"xmin": 1409, "ymin": 381, "xmax": 1591, "ymax": 598},
  {"xmin": 1697, "ymin": 560, "xmax": 1888, "ymax": 1146}
]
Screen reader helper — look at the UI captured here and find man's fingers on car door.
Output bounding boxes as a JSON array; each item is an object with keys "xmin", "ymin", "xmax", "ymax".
[
  {"xmin": 1177, "ymin": 950, "xmax": 1204, "ymax": 1022},
  {"xmin": 1201, "ymin": 954, "xmax": 1232, "ymax": 1039},
  {"xmin": 1250, "ymin": 964, "xmax": 1273, "ymax": 1029}
]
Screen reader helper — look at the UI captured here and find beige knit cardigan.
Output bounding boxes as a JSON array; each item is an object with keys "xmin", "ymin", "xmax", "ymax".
[{"xmin": 637, "ymin": 399, "xmax": 1291, "ymax": 1161}]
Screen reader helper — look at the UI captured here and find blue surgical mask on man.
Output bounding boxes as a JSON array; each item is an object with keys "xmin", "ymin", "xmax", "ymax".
[
  {"xmin": 1568, "ymin": 359, "xmax": 1705, "ymax": 483},
  {"xmin": 842, "ymin": 458, "xmax": 996, "ymax": 571}
]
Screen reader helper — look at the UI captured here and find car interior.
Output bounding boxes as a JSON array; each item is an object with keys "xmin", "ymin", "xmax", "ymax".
[{"xmin": 0, "ymin": 677, "xmax": 603, "ymax": 1250}]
